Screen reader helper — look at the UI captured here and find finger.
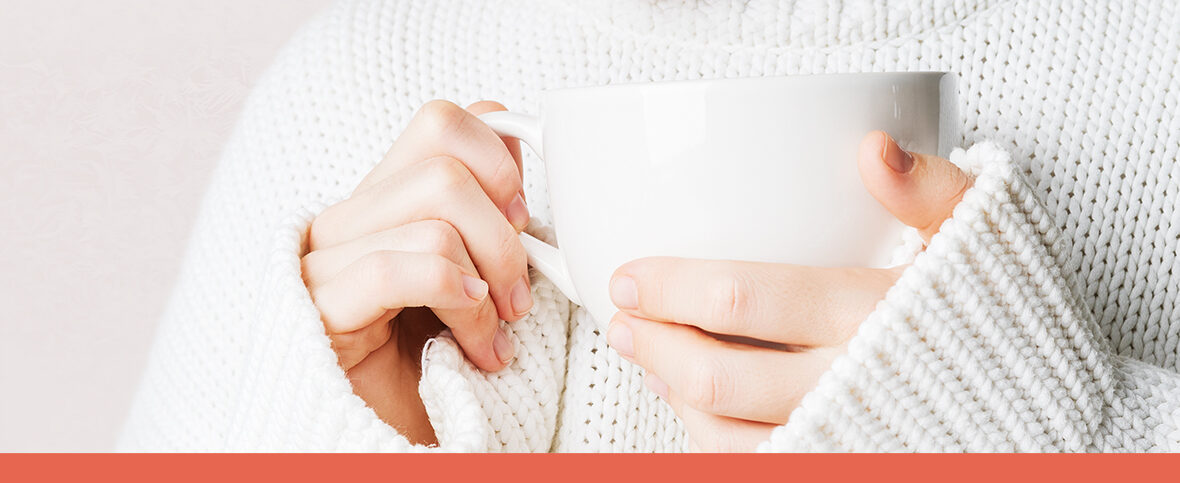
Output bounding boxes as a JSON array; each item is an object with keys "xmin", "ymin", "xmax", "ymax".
[
  {"xmin": 310, "ymin": 251, "xmax": 486, "ymax": 369},
  {"xmin": 608, "ymin": 312, "xmax": 831, "ymax": 424},
  {"xmin": 303, "ymin": 219, "xmax": 477, "ymax": 288},
  {"xmin": 356, "ymin": 100, "xmax": 529, "ymax": 231},
  {"xmin": 465, "ymin": 100, "xmax": 523, "ymax": 188},
  {"xmin": 312, "ymin": 251, "xmax": 485, "ymax": 333},
  {"xmin": 312, "ymin": 156, "xmax": 532, "ymax": 322},
  {"xmin": 610, "ymin": 258, "xmax": 898, "ymax": 347},
  {"xmin": 302, "ymin": 220, "xmax": 509, "ymax": 371},
  {"xmin": 857, "ymin": 131, "xmax": 973, "ymax": 242},
  {"xmin": 649, "ymin": 375, "xmax": 776, "ymax": 452},
  {"xmin": 327, "ymin": 314, "xmax": 395, "ymax": 372}
]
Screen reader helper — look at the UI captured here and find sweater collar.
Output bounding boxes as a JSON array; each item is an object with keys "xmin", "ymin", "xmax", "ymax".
[{"xmin": 561, "ymin": 0, "xmax": 1008, "ymax": 50}]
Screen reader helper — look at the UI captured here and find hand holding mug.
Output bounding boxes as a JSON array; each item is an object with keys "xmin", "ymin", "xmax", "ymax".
[
  {"xmin": 606, "ymin": 132, "xmax": 972, "ymax": 451},
  {"xmin": 479, "ymin": 72, "xmax": 959, "ymax": 451},
  {"xmin": 302, "ymin": 100, "xmax": 533, "ymax": 445},
  {"xmin": 480, "ymin": 72, "xmax": 958, "ymax": 328}
]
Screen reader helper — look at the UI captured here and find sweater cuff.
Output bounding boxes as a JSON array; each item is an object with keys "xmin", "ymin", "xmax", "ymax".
[
  {"xmin": 225, "ymin": 203, "xmax": 417, "ymax": 451},
  {"xmin": 760, "ymin": 143, "xmax": 1179, "ymax": 452}
]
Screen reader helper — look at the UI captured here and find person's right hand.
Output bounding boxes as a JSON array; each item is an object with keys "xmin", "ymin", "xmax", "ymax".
[{"xmin": 301, "ymin": 100, "xmax": 533, "ymax": 445}]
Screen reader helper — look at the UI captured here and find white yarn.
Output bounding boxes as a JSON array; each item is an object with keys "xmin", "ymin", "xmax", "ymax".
[{"xmin": 119, "ymin": 0, "xmax": 1180, "ymax": 452}]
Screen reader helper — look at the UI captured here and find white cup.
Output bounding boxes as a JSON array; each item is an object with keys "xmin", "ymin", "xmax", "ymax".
[{"xmin": 482, "ymin": 72, "xmax": 958, "ymax": 328}]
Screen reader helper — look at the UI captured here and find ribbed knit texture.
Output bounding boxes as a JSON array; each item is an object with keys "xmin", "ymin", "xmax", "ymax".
[{"xmin": 120, "ymin": 0, "xmax": 1180, "ymax": 452}]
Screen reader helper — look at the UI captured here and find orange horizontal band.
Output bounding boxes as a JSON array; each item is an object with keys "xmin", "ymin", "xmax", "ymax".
[{"xmin": 1, "ymin": 453, "xmax": 1171, "ymax": 483}]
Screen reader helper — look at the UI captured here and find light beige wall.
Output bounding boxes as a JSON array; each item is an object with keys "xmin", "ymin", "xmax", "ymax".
[{"xmin": 0, "ymin": 0, "xmax": 330, "ymax": 451}]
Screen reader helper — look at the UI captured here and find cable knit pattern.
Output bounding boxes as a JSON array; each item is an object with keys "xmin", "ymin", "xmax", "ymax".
[{"xmin": 120, "ymin": 0, "xmax": 1179, "ymax": 452}]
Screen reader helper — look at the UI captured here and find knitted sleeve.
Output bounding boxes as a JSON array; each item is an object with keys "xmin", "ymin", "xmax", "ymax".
[
  {"xmin": 119, "ymin": 196, "xmax": 569, "ymax": 451},
  {"xmin": 760, "ymin": 144, "xmax": 1180, "ymax": 452},
  {"xmin": 226, "ymin": 207, "xmax": 570, "ymax": 452}
]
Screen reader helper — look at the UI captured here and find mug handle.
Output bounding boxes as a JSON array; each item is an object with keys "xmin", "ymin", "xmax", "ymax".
[{"xmin": 479, "ymin": 111, "xmax": 582, "ymax": 306}]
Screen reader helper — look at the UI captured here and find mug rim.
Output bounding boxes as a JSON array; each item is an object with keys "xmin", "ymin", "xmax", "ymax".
[{"xmin": 545, "ymin": 71, "xmax": 952, "ymax": 97}]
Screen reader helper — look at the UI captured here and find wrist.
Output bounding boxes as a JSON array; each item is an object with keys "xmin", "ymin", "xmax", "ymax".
[{"xmin": 347, "ymin": 333, "xmax": 437, "ymax": 445}]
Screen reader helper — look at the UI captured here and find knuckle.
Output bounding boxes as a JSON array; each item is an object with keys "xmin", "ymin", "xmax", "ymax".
[
  {"xmin": 358, "ymin": 251, "xmax": 401, "ymax": 292},
  {"xmin": 471, "ymin": 294, "xmax": 496, "ymax": 318},
  {"xmin": 413, "ymin": 220, "xmax": 463, "ymax": 255},
  {"xmin": 346, "ymin": 324, "xmax": 392, "ymax": 356},
  {"xmin": 710, "ymin": 271, "xmax": 753, "ymax": 333},
  {"xmin": 421, "ymin": 155, "xmax": 475, "ymax": 192},
  {"xmin": 417, "ymin": 99, "xmax": 468, "ymax": 137},
  {"xmin": 490, "ymin": 228, "xmax": 526, "ymax": 267},
  {"xmin": 300, "ymin": 251, "xmax": 323, "ymax": 285},
  {"xmin": 467, "ymin": 100, "xmax": 507, "ymax": 113},
  {"xmin": 685, "ymin": 357, "xmax": 734, "ymax": 413},
  {"xmin": 486, "ymin": 149, "xmax": 520, "ymax": 188},
  {"xmin": 308, "ymin": 205, "xmax": 342, "ymax": 250},
  {"xmin": 330, "ymin": 323, "xmax": 392, "ymax": 369},
  {"xmin": 483, "ymin": 150, "xmax": 521, "ymax": 196},
  {"xmin": 419, "ymin": 254, "xmax": 458, "ymax": 294}
]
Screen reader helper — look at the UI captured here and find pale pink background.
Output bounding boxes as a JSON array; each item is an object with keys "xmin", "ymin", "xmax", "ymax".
[{"xmin": 0, "ymin": 0, "xmax": 329, "ymax": 451}]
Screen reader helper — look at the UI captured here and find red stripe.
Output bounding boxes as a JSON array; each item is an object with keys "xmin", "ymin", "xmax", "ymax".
[{"xmin": 1, "ymin": 453, "xmax": 1169, "ymax": 483}]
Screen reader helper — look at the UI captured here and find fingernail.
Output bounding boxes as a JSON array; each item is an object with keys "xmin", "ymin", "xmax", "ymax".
[
  {"xmin": 609, "ymin": 276, "xmax": 638, "ymax": 310},
  {"xmin": 461, "ymin": 275, "xmax": 488, "ymax": 301},
  {"xmin": 881, "ymin": 133, "xmax": 914, "ymax": 174},
  {"xmin": 510, "ymin": 276, "xmax": 533, "ymax": 316},
  {"xmin": 606, "ymin": 319, "xmax": 634, "ymax": 358},
  {"xmin": 644, "ymin": 373, "xmax": 669, "ymax": 399},
  {"xmin": 506, "ymin": 192, "xmax": 529, "ymax": 230},
  {"xmin": 493, "ymin": 326, "xmax": 516, "ymax": 364}
]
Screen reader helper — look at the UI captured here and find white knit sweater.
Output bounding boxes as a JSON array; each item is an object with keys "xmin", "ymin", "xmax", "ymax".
[{"xmin": 120, "ymin": 0, "xmax": 1180, "ymax": 452}]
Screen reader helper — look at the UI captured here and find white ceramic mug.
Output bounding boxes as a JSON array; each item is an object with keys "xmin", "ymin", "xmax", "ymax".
[{"xmin": 481, "ymin": 72, "xmax": 958, "ymax": 328}]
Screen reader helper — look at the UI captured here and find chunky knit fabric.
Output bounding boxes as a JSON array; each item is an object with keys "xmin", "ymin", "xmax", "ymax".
[{"xmin": 120, "ymin": 0, "xmax": 1180, "ymax": 452}]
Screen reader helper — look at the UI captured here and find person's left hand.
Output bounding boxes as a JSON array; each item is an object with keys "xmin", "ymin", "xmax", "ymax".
[{"xmin": 605, "ymin": 131, "xmax": 973, "ymax": 451}]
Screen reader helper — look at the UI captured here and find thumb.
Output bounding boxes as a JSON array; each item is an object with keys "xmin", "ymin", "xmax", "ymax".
[{"xmin": 858, "ymin": 131, "xmax": 973, "ymax": 243}]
